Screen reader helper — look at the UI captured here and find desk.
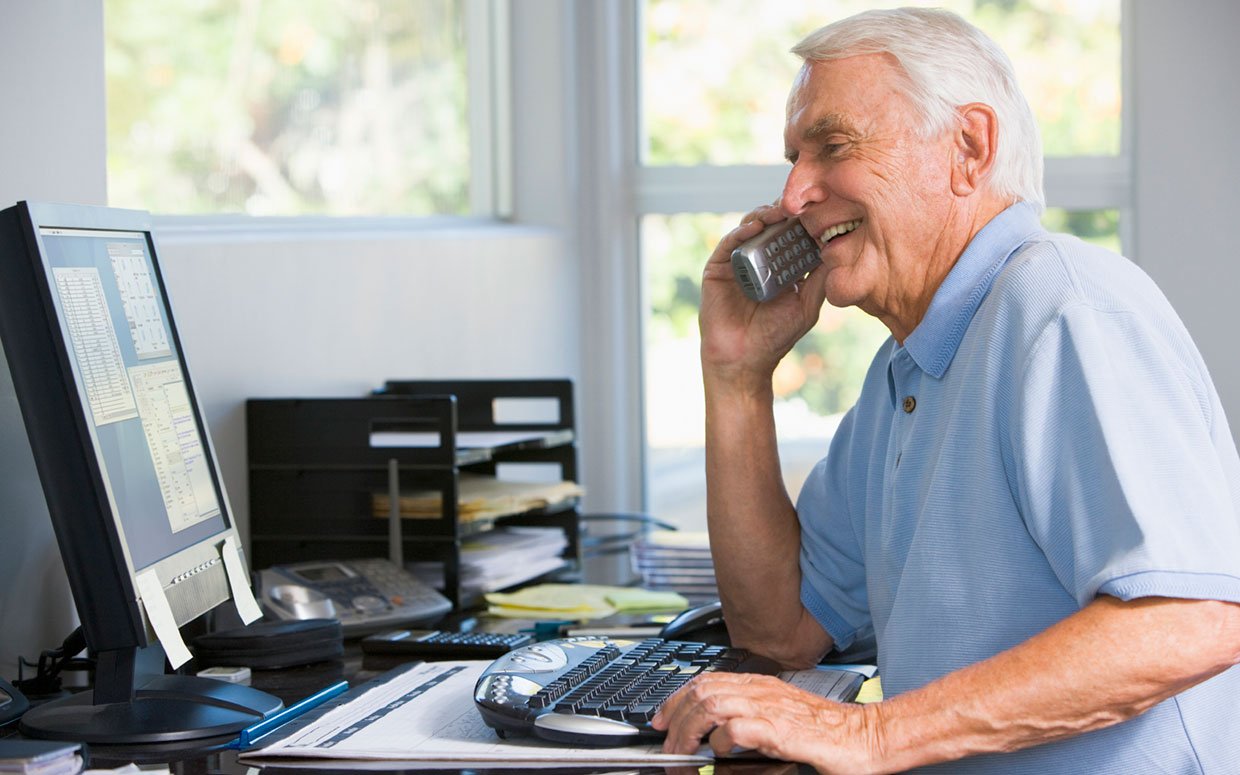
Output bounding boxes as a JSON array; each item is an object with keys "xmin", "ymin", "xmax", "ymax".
[{"xmin": 2, "ymin": 644, "xmax": 811, "ymax": 775}]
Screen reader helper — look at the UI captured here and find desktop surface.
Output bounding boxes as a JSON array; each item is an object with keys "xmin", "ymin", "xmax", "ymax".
[{"xmin": 1, "ymin": 641, "xmax": 812, "ymax": 775}]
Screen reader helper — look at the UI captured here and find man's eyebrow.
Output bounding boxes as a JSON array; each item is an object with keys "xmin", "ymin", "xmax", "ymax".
[
  {"xmin": 803, "ymin": 114, "xmax": 858, "ymax": 143},
  {"xmin": 785, "ymin": 113, "xmax": 859, "ymax": 161}
]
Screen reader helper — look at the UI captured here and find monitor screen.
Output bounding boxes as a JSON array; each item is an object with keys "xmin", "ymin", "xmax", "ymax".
[
  {"xmin": 0, "ymin": 202, "xmax": 280, "ymax": 743},
  {"xmin": 38, "ymin": 226, "xmax": 227, "ymax": 572}
]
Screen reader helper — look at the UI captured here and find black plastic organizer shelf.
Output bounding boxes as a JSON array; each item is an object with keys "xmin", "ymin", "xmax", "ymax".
[{"xmin": 247, "ymin": 379, "xmax": 581, "ymax": 610}]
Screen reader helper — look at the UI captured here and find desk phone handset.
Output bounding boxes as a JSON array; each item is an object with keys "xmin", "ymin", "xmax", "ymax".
[{"xmin": 257, "ymin": 558, "xmax": 452, "ymax": 636}]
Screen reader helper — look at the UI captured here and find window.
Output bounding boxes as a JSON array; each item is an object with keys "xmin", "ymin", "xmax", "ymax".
[
  {"xmin": 638, "ymin": 0, "xmax": 1126, "ymax": 529},
  {"xmin": 105, "ymin": 0, "xmax": 504, "ymax": 217}
]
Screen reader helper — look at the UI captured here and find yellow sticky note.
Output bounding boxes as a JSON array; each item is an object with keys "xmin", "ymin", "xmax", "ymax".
[
  {"xmin": 486, "ymin": 584, "xmax": 609, "ymax": 611},
  {"xmin": 604, "ymin": 588, "xmax": 688, "ymax": 612},
  {"xmin": 855, "ymin": 676, "xmax": 883, "ymax": 704}
]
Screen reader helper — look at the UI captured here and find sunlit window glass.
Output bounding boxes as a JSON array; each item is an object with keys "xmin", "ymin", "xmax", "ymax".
[
  {"xmin": 641, "ymin": 0, "xmax": 1121, "ymax": 166},
  {"xmin": 1042, "ymin": 208, "xmax": 1121, "ymax": 253},
  {"xmin": 642, "ymin": 213, "xmax": 890, "ymax": 528},
  {"xmin": 105, "ymin": 0, "xmax": 470, "ymax": 216}
]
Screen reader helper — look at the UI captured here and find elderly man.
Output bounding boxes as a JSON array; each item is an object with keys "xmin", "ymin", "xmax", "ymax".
[{"xmin": 651, "ymin": 8, "xmax": 1240, "ymax": 774}]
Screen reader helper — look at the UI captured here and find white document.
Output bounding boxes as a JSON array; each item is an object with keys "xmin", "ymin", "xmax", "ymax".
[
  {"xmin": 106, "ymin": 241, "xmax": 171, "ymax": 360},
  {"xmin": 128, "ymin": 361, "xmax": 219, "ymax": 532},
  {"xmin": 780, "ymin": 664, "xmax": 878, "ymax": 690},
  {"xmin": 134, "ymin": 570, "xmax": 193, "ymax": 669},
  {"xmin": 221, "ymin": 536, "xmax": 263, "ymax": 624},
  {"xmin": 51, "ymin": 267, "xmax": 139, "ymax": 426},
  {"xmin": 240, "ymin": 661, "xmax": 711, "ymax": 767}
]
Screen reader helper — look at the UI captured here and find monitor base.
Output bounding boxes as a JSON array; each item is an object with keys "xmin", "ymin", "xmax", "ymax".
[{"xmin": 19, "ymin": 674, "xmax": 283, "ymax": 744}]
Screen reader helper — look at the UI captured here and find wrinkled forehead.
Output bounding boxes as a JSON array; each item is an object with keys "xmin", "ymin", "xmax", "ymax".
[{"xmin": 784, "ymin": 54, "xmax": 918, "ymax": 130}]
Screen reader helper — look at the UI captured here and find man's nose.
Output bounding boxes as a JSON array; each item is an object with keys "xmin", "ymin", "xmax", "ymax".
[{"xmin": 781, "ymin": 163, "xmax": 824, "ymax": 215}]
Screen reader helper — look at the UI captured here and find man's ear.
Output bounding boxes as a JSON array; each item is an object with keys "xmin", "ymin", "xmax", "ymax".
[{"xmin": 950, "ymin": 103, "xmax": 999, "ymax": 197}]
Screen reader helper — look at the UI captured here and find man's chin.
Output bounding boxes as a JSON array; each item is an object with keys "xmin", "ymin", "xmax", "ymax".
[
  {"xmin": 820, "ymin": 263, "xmax": 877, "ymax": 313},
  {"xmin": 822, "ymin": 282, "xmax": 866, "ymax": 311}
]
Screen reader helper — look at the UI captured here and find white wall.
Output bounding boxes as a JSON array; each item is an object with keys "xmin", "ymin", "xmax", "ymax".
[
  {"xmin": 0, "ymin": 0, "xmax": 107, "ymax": 679},
  {"xmin": 1130, "ymin": 0, "xmax": 1240, "ymax": 430},
  {"xmin": 0, "ymin": 3, "xmax": 107, "ymax": 203},
  {"xmin": 157, "ymin": 223, "xmax": 578, "ymax": 536}
]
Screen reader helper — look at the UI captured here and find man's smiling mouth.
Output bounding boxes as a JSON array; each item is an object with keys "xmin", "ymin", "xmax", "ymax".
[{"xmin": 820, "ymin": 219, "xmax": 862, "ymax": 245}]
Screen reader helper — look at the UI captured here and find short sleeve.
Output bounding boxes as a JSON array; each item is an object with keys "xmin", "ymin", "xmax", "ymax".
[
  {"xmin": 797, "ymin": 408, "xmax": 873, "ymax": 650},
  {"xmin": 1014, "ymin": 301, "xmax": 1240, "ymax": 606}
]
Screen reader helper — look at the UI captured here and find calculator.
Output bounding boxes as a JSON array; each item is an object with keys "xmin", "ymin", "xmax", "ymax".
[{"xmin": 361, "ymin": 629, "xmax": 534, "ymax": 667}]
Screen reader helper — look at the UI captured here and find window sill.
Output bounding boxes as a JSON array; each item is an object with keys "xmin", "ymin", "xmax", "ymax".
[{"xmin": 152, "ymin": 214, "xmax": 550, "ymax": 245}]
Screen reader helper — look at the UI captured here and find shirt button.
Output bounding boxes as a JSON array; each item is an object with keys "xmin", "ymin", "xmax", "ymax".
[{"xmin": 902, "ymin": 396, "xmax": 916, "ymax": 413}]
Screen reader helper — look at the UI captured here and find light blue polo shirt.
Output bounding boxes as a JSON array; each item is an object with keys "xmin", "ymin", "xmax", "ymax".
[{"xmin": 797, "ymin": 202, "xmax": 1240, "ymax": 773}]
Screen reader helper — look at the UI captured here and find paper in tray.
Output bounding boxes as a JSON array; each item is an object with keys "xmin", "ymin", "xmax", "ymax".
[{"xmin": 372, "ymin": 473, "xmax": 583, "ymax": 523}]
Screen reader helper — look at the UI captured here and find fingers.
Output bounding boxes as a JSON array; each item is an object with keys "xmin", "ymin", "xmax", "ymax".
[
  {"xmin": 707, "ymin": 218, "xmax": 765, "ymax": 270},
  {"xmin": 796, "ymin": 259, "xmax": 831, "ymax": 319},
  {"xmin": 708, "ymin": 204, "xmax": 792, "ymax": 268},
  {"xmin": 705, "ymin": 716, "xmax": 771, "ymax": 758},
  {"xmin": 654, "ymin": 673, "xmax": 782, "ymax": 755},
  {"xmin": 654, "ymin": 672, "xmax": 878, "ymax": 772}
]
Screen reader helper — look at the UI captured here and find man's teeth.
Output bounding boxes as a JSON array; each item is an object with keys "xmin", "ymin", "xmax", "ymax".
[{"xmin": 821, "ymin": 219, "xmax": 862, "ymax": 243}]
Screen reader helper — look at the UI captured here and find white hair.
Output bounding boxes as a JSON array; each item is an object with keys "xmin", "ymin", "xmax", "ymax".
[{"xmin": 792, "ymin": 7, "xmax": 1045, "ymax": 212}]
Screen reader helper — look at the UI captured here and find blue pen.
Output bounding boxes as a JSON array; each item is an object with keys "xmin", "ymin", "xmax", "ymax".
[
  {"xmin": 525, "ymin": 620, "xmax": 575, "ymax": 639},
  {"xmin": 228, "ymin": 680, "xmax": 350, "ymax": 750}
]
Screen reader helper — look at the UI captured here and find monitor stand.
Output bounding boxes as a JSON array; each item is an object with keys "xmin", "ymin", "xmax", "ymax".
[{"xmin": 19, "ymin": 644, "xmax": 282, "ymax": 744}]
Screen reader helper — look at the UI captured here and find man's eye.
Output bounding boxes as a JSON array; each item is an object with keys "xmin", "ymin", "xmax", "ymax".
[{"xmin": 823, "ymin": 142, "xmax": 846, "ymax": 156}]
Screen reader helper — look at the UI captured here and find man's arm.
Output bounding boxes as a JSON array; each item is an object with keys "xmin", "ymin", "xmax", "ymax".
[
  {"xmin": 697, "ymin": 205, "xmax": 835, "ymax": 666},
  {"xmin": 704, "ymin": 375, "xmax": 833, "ymax": 666},
  {"xmin": 655, "ymin": 595, "xmax": 1240, "ymax": 773},
  {"xmin": 871, "ymin": 595, "xmax": 1240, "ymax": 769}
]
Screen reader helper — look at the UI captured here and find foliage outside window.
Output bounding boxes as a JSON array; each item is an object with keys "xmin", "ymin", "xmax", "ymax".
[
  {"xmin": 642, "ymin": 0, "xmax": 1121, "ymax": 166},
  {"xmin": 105, "ymin": 0, "xmax": 470, "ymax": 216}
]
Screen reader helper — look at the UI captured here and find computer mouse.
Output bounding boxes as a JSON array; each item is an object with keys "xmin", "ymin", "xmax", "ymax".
[{"xmin": 658, "ymin": 601, "xmax": 730, "ymax": 645}]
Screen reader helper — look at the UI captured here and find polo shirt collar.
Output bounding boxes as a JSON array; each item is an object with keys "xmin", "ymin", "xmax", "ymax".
[{"xmin": 902, "ymin": 201, "xmax": 1045, "ymax": 378}]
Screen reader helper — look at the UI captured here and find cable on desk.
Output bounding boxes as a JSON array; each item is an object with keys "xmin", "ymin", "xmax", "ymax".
[
  {"xmin": 579, "ymin": 513, "xmax": 678, "ymax": 559},
  {"xmin": 15, "ymin": 627, "xmax": 92, "ymax": 696}
]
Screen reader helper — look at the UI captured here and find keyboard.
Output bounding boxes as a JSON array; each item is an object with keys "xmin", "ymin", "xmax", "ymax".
[{"xmin": 473, "ymin": 636, "xmax": 863, "ymax": 746}]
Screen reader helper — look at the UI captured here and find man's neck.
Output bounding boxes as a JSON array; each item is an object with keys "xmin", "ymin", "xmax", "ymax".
[{"xmin": 874, "ymin": 196, "xmax": 1012, "ymax": 343}]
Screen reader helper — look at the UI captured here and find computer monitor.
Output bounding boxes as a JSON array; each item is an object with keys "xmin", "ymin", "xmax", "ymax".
[{"xmin": 0, "ymin": 201, "xmax": 281, "ymax": 743}]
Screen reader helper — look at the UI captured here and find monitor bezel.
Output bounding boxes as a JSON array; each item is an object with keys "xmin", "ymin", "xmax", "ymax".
[{"xmin": 0, "ymin": 201, "xmax": 245, "ymax": 654}]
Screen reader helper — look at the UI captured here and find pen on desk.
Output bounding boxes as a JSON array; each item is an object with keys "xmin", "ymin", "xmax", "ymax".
[
  {"xmin": 228, "ymin": 679, "xmax": 350, "ymax": 749},
  {"xmin": 520, "ymin": 620, "xmax": 576, "ymax": 639}
]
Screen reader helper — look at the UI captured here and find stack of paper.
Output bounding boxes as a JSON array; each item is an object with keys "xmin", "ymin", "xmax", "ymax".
[
  {"xmin": 0, "ymin": 741, "xmax": 83, "ymax": 775},
  {"xmin": 630, "ymin": 530, "xmax": 718, "ymax": 605},
  {"xmin": 373, "ymin": 474, "xmax": 583, "ymax": 525},
  {"xmin": 484, "ymin": 583, "xmax": 687, "ymax": 620},
  {"xmin": 408, "ymin": 527, "xmax": 569, "ymax": 597}
]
